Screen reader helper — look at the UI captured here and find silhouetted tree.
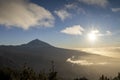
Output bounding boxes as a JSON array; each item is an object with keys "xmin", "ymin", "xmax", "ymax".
[
  {"xmin": 99, "ymin": 75, "xmax": 105, "ymax": 80},
  {"xmin": 99, "ymin": 75, "xmax": 110, "ymax": 80},
  {"xmin": 38, "ymin": 71, "xmax": 47, "ymax": 80},
  {"xmin": 113, "ymin": 73, "xmax": 120, "ymax": 80},
  {"xmin": 48, "ymin": 61, "xmax": 58, "ymax": 80},
  {"xmin": 0, "ymin": 67, "xmax": 12, "ymax": 80},
  {"xmin": 20, "ymin": 64, "xmax": 36, "ymax": 80},
  {"xmin": 2, "ymin": 62, "xmax": 120, "ymax": 80}
]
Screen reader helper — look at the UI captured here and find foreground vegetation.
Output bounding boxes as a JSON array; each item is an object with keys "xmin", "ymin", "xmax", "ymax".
[{"xmin": 0, "ymin": 62, "xmax": 120, "ymax": 80}]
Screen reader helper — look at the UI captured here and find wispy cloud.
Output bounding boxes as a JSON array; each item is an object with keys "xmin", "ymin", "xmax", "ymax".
[
  {"xmin": 65, "ymin": 3, "xmax": 78, "ymax": 10},
  {"xmin": 67, "ymin": 58, "xmax": 94, "ymax": 65},
  {"xmin": 112, "ymin": 8, "xmax": 120, "ymax": 12},
  {"xmin": 54, "ymin": 9, "xmax": 71, "ymax": 21},
  {"xmin": 106, "ymin": 31, "xmax": 112, "ymax": 35},
  {"xmin": 88, "ymin": 29, "xmax": 112, "ymax": 36},
  {"xmin": 0, "ymin": 0, "xmax": 54, "ymax": 30},
  {"xmin": 61, "ymin": 25, "xmax": 84, "ymax": 35},
  {"xmin": 65, "ymin": 3, "xmax": 86, "ymax": 15},
  {"xmin": 100, "ymin": 30, "xmax": 112, "ymax": 36},
  {"xmin": 55, "ymin": 3, "xmax": 86, "ymax": 21},
  {"xmin": 78, "ymin": 0, "xmax": 109, "ymax": 7},
  {"xmin": 67, "ymin": 58, "xmax": 108, "ymax": 66}
]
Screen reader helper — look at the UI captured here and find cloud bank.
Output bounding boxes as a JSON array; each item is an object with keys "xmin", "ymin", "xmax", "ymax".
[
  {"xmin": 61, "ymin": 25, "xmax": 84, "ymax": 35},
  {"xmin": 78, "ymin": 0, "xmax": 109, "ymax": 7},
  {"xmin": 0, "ymin": 0, "xmax": 54, "ymax": 30},
  {"xmin": 79, "ymin": 47, "xmax": 120, "ymax": 58}
]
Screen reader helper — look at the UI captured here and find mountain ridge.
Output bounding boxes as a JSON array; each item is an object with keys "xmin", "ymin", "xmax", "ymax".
[{"xmin": 20, "ymin": 39, "xmax": 54, "ymax": 48}]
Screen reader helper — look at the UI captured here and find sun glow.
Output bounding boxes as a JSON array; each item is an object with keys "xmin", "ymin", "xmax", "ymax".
[
  {"xmin": 88, "ymin": 33, "xmax": 97, "ymax": 41},
  {"xmin": 88, "ymin": 30, "xmax": 98, "ymax": 42}
]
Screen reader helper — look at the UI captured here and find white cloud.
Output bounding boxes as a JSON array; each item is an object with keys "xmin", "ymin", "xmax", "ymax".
[
  {"xmin": 112, "ymin": 8, "xmax": 120, "ymax": 12},
  {"xmin": 89, "ymin": 30, "xmax": 112, "ymax": 36},
  {"xmin": 78, "ymin": 0, "xmax": 109, "ymax": 7},
  {"xmin": 67, "ymin": 58, "xmax": 94, "ymax": 66},
  {"xmin": 67, "ymin": 58, "xmax": 108, "ymax": 66},
  {"xmin": 98, "ymin": 62, "xmax": 108, "ymax": 65},
  {"xmin": 91, "ymin": 30, "xmax": 100, "ymax": 34},
  {"xmin": 106, "ymin": 31, "xmax": 112, "ymax": 35},
  {"xmin": 100, "ymin": 30, "xmax": 112, "ymax": 36},
  {"xmin": 54, "ymin": 9, "xmax": 71, "ymax": 21},
  {"xmin": 61, "ymin": 25, "xmax": 84, "ymax": 35},
  {"xmin": 0, "ymin": 0, "xmax": 54, "ymax": 30},
  {"xmin": 88, "ymin": 29, "xmax": 103, "ymax": 36}
]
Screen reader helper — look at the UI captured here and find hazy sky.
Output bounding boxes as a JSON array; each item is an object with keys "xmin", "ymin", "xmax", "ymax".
[{"xmin": 0, "ymin": 0, "xmax": 120, "ymax": 48}]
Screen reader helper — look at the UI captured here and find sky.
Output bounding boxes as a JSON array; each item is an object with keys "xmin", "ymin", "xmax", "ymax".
[{"xmin": 0, "ymin": 0, "xmax": 120, "ymax": 48}]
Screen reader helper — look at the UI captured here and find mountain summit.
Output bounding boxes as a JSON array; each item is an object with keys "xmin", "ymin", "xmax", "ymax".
[{"xmin": 22, "ymin": 39, "xmax": 53, "ymax": 48}]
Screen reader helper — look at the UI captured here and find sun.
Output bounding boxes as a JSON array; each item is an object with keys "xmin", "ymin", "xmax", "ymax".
[
  {"xmin": 87, "ymin": 30, "xmax": 98, "ymax": 42},
  {"xmin": 88, "ymin": 33, "xmax": 96, "ymax": 41}
]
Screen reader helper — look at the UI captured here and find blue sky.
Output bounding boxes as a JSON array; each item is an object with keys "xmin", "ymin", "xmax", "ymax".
[{"xmin": 0, "ymin": 0, "xmax": 120, "ymax": 48}]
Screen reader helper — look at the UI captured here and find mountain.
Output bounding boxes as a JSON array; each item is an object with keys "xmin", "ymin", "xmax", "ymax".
[
  {"xmin": 0, "ymin": 39, "xmax": 120, "ymax": 80},
  {"xmin": 21, "ymin": 39, "xmax": 53, "ymax": 48}
]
